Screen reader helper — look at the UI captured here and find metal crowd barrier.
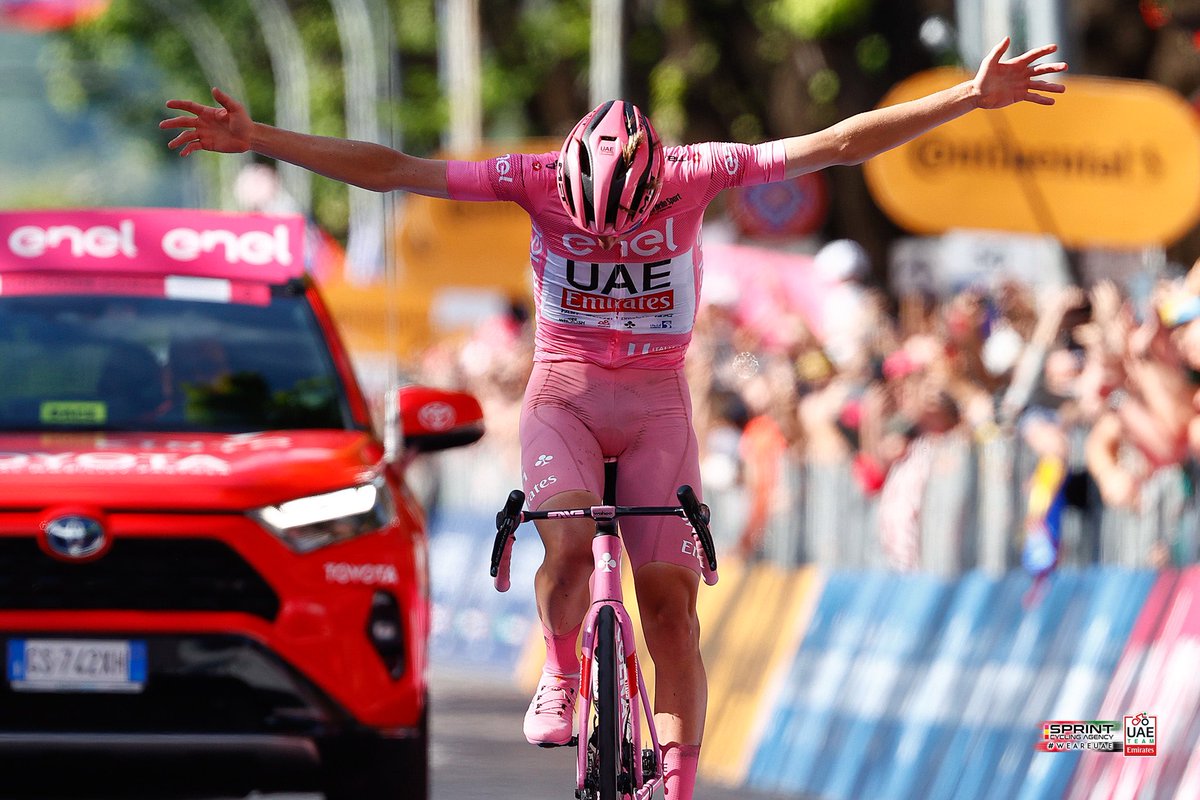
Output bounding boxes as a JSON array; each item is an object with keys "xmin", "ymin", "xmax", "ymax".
[{"xmin": 424, "ymin": 426, "xmax": 1200, "ymax": 574}]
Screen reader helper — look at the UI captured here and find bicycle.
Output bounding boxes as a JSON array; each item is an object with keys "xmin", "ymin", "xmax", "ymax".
[{"xmin": 490, "ymin": 459, "xmax": 718, "ymax": 800}]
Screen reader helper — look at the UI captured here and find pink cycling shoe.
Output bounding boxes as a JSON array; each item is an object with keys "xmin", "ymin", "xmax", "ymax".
[{"xmin": 523, "ymin": 671, "xmax": 579, "ymax": 746}]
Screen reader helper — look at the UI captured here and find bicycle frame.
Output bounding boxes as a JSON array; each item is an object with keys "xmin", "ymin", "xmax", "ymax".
[
  {"xmin": 576, "ymin": 509, "xmax": 660, "ymax": 798},
  {"xmin": 491, "ymin": 468, "xmax": 717, "ymax": 800}
]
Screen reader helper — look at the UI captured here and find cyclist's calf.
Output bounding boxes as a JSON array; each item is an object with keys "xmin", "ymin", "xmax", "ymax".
[{"xmin": 633, "ymin": 562, "xmax": 706, "ymax": 744}]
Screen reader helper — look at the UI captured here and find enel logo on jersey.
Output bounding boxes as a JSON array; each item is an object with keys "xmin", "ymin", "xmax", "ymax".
[{"xmin": 561, "ymin": 218, "xmax": 679, "ymax": 258}]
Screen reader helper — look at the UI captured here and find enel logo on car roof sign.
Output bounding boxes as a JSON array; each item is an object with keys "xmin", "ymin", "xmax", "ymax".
[{"xmin": 0, "ymin": 208, "xmax": 306, "ymax": 283}]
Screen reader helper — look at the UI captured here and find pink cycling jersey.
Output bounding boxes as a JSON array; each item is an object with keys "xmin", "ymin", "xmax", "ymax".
[
  {"xmin": 447, "ymin": 141, "xmax": 786, "ymax": 369},
  {"xmin": 449, "ymin": 139, "xmax": 786, "ymax": 573}
]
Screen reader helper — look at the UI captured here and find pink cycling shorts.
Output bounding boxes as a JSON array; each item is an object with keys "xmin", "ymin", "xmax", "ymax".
[{"xmin": 519, "ymin": 360, "xmax": 704, "ymax": 575}]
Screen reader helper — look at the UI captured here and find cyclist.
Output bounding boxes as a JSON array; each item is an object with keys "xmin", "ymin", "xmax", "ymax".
[{"xmin": 161, "ymin": 37, "xmax": 1066, "ymax": 799}]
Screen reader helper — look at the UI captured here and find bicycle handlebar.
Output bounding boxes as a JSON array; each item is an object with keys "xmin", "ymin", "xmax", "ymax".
[{"xmin": 489, "ymin": 485, "xmax": 719, "ymax": 592}]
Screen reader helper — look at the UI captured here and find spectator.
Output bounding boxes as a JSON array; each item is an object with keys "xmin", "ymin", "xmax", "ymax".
[
  {"xmin": 813, "ymin": 239, "xmax": 873, "ymax": 375},
  {"xmin": 736, "ymin": 357, "xmax": 802, "ymax": 559},
  {"xmin": 876, "ymin": 382, "xmax": 963, "ymax": 572},
  {"xmin": 403, "ymin": 238, "xmax": 1200, "ymax": 574},
  {"xmin": 1082, "ymin": 281, "xmax": 1191, "ymax": 508}
]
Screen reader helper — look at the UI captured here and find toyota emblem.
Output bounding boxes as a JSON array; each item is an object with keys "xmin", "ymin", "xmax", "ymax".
[
  {"xmin": 417, "ymin": 401, "xmax": 456, "ymax": 432},
  {"xmin": 43, "ymin": 515, "xmax": 106, "ymax": 560}
]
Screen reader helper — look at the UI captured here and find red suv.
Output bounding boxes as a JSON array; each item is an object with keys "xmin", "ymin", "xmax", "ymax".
[{"xmin": 0, "ymin": 208, "xmax": 482, "ymax": 799}]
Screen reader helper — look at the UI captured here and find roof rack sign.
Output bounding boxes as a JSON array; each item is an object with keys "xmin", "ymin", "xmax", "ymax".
[{"xmin": 0, "ymin": 208, "xmax": 306, "ymax": 283}]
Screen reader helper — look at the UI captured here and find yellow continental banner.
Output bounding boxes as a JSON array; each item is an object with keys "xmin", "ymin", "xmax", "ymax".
[{"xmin": 863, "ymin": 70, "xmax": 1200, "ymax": 248}]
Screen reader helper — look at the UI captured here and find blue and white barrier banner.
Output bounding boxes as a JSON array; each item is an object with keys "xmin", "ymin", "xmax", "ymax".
[
  {"xmin": 745, "ymin": 569, "xmax": 1154, "ymax": 800},
  {"xmin": 429, "ymin": 510, "xmax": 542, "ymax": 671}
]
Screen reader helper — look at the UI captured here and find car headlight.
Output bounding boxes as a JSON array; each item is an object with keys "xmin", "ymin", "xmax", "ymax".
[{"xmin": 251, "ymin": 477, "xmax": 396, "ymax": 553}]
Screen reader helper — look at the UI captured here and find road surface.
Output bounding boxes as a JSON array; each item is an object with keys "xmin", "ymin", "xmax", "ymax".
[
  {"xmin": 426, "ymin": 668, "xmax": 793, "ymax": 800},
  {"xmin": 22, "ymin": 668, "xmax": 793, "ymax": 800}
]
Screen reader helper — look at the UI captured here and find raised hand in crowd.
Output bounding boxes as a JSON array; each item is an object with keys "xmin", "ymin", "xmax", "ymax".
[
  {"xmin": 1082, "ymin": 278, "xmax": 1196, "ymax": 510},
  {"xmin": 997, "ymin": 284, "xmax": 1086, "ymax": 426}
]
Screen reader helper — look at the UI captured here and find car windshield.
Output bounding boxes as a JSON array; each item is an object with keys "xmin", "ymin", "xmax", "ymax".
[{"xmin": 0, "ymin": 286, "xmax": 352, "ymax": 433}]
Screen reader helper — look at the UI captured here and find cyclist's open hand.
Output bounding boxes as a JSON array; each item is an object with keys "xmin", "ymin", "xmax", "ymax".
[
  {"xmin": 160, "ymin": 87, "xmax": 252, "ymax": 157},
  {"xmin": 972, "ymin": 37, "xmax": 1067, "ymax": 109}
]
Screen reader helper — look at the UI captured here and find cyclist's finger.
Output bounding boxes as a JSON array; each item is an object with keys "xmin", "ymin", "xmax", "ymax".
[
  {"xmin": 983, "ymin": 37, "xmax": 1010, "ymax": 67},
  {"xmin": 1013, "ymin": 43, "xmax": 1059, "ymax": 66},
  {"xmin": 158, "ymin": 115, "xmax": 198, "ymax": 131},
  {"xmin": 164, "ymin": 99, "xmax": 212, "ymax": 116},
  {"xmin": 166, "ymin": 131, "xmax": 199, "ymax": 149},
  {"xmin": 1032, "ymin": 61, "xmax": 1068, "ymax": 76},
  {"xmin": 1028, "ymin": 79, "xmax": 1066, "ymax": 94},
  {"xmin": 211, "ymin": 87, "xmax": 245, "ymax": 115}
]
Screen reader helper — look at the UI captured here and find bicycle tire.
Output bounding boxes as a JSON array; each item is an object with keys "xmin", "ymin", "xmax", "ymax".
[{"xmin": 594, "ymin": 604, "xmax": 622, "ymax": 800}]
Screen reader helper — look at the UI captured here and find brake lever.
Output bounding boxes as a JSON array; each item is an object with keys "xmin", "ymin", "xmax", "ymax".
[
  {"xmin": 676, "ymin": 485, "xmax": 718, "ymax": 585},
  {"xmin": 490, "ymin": 489, "xmax": 525, "ymax": 592}
]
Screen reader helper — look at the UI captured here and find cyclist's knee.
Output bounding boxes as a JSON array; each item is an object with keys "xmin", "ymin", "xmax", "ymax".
[
  {"xmin": 642, "ymin": 596, "xmax": 699, "ymax": 633},
  {"xmin": 538, "ymin": 544, "xmax": 593, "ymax": 587},
  {"xmin": 536, "ymin": 490, "xmax": 598, "ymax": 565},
  {"xmin": 537, "ymin": 516, "xmax": 594, "ymax": 587},
  {"xmin": 635, "ymin": 564, "xmax": 701, "ymax": 655}
]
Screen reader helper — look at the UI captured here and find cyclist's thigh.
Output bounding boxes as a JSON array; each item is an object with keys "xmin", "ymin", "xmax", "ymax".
[
  {"xmin": 613, "ymin": 369, "xmax": 704, "ymax": 575},
  {"xmin": 519, "ymin": 361, "xmax": 606, "ymax": 511}
]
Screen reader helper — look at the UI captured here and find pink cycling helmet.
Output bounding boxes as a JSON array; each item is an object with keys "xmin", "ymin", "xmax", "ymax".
[{"xmin": 556, "ymin": 100, "xmax": 664, "ymax": 236}]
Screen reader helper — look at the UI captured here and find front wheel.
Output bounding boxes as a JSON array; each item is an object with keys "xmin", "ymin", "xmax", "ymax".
[{"xmin": 593, "ymin": 604, "xmax": 623, "ymax": 800}]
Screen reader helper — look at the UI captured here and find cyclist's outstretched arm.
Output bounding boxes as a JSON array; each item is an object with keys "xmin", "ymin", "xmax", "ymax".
[
  {"xmin": 777, "ymin": 37, "xmax": 1067, "ymax": 178},
  {"xmin": 160, "ymin": 87, "xmax": 451, "ymax": 198}
]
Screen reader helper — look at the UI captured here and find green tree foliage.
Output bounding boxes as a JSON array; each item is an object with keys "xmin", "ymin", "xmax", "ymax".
[
  {"xmin": 40, "ymin": 0, "xmax": 954, "ymax": 250},
  {"xmin": 767, "ymin": 0, "xmax": 873, "ymax": 40},
  {"xmin": 44, "ymin": 1, "xmax": 1199, "ymax": 259}
]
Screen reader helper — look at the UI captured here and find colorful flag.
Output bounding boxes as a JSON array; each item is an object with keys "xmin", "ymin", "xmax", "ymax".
[{"xmin": 1022, "ymin": 456, "xmax": 1068, "ymax": 605}]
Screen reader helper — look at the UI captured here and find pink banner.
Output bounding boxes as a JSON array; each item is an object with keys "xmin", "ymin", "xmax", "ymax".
[
  {"xmin": 0, "ymin": 208, "xmax": 306, "ymax": 284},
  {"xmin": 1068, "ymin": 568, "xmax": 1200, "ymax": 799},
  {"xmin": 702, "ymin": 242, "xmax": 829, "ymax": 350}
]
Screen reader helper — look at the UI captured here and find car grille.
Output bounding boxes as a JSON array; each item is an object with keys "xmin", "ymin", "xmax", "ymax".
[
  {"xmin": 0, "ymin": 537, "xmax": 280, "ymax": 620},
  {"xmin": 0, "ymin": 635, "xmax": 341, "ymax": 736}
]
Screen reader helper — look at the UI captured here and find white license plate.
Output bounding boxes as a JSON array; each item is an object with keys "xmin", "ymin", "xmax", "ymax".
[{"xmin": 6, "ymin": 638, "xmax": 146, "ymax": 693}]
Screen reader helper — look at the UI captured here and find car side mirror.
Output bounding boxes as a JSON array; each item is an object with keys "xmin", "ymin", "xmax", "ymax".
[{"xmin": 395, "ymin": 385, "xmax": 484, "ymax": 454}]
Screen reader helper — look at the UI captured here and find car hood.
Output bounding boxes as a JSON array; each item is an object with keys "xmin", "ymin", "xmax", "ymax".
[{"xmin": 0, "ymin": 430, "xmax": 385, "ymax": 511}]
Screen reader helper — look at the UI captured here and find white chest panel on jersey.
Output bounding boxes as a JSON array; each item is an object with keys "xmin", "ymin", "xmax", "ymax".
[
  {"xmin": 531, "ymin": 219, "xmax": 698, "ymax": 336},
  {"xmin": 538, "ymin": 249, "xmax": 697, "ymax": 335}
]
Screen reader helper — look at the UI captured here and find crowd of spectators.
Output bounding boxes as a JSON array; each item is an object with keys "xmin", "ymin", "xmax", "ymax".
[{"xmin": 413, "ymin": 239, "xmax": 1200, "ymax": 574}]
